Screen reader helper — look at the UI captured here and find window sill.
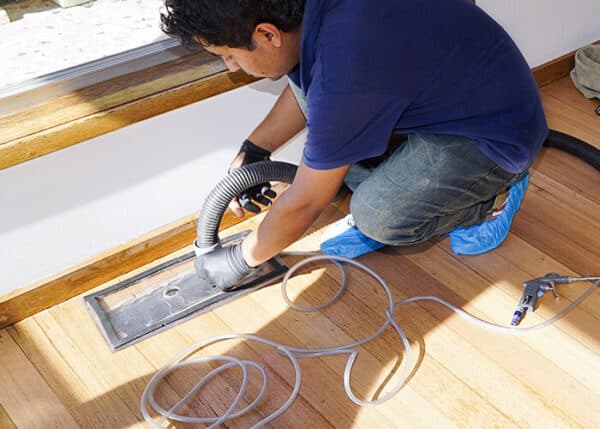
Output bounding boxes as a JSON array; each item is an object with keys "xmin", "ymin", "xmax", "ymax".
[{"xmin": 0, "ymin": 49, "xmax": 258, "ymax": 171}]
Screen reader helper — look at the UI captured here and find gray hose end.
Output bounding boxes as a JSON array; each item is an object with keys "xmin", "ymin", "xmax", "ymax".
[{"xmin": 194, "ymin": 240, "xmax": 220, "ymax": 257}]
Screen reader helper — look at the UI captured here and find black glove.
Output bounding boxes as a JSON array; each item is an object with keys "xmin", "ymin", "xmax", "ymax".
[
  {"xmin": 229, "ymin": 139, "xmax": 277, "ymax": 215},
  {"xmin": 194, "ymin": 244, "xmax": 254, "ymax": 291}
]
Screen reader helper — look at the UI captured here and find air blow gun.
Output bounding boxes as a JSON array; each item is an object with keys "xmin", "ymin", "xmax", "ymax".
[{"xmin": 511, "ymin": 273, "xmax": 600, "ymax": 326}]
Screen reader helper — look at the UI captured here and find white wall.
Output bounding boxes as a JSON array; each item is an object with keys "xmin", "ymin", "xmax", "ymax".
[
  {"xmin": 0, "ymin": 79, "xmax": 304, "ymax": 295},
  {"xmin": 478, "ymin": 0, "xmax": 600, "ymax": 67}
]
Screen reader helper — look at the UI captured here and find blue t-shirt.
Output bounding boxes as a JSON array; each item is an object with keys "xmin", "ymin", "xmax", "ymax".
[{"xmin": 288, "ymin": 0, "xmax": 548, "ymax": 173}]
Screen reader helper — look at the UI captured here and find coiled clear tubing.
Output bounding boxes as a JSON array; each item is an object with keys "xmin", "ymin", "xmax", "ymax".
[{"xmin": 141, "ymin": 252, "xmax": 599, "ymax": 428}]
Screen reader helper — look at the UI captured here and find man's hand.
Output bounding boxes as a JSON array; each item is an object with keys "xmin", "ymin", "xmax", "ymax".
[
  {"xmin": 228, "ymin": 140, "xmax": 277, "ymax": 217},
  {"xmin": 240, "ymin": 162, "xmax": 351, "ymax": 267},
  {"xmin": 194, "ymin": 244, "xmax": 254, "ymax": 291}
]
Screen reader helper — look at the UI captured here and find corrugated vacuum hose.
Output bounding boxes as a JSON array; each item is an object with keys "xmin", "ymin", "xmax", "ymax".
[
  {"xmin": 545, "ymin": 129, "xmax": 600, "ymax": 171},
  {"xmin": 195, "ymin": 160, "xmax": 298, "ymax": 252}
]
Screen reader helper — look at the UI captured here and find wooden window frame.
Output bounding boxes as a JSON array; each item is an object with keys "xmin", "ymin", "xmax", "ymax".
[{"xmin": 0, "ymin": 47, "xmax": 258, "ymax": 171}]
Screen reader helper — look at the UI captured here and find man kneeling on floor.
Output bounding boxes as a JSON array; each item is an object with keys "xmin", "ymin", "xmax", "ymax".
[{"xmin": 161, "ymin": 0, "xmax": 548, "ymax": 290}]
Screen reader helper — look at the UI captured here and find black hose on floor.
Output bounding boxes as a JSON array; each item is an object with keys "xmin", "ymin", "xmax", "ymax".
[
  {"xmin": 545, "ymin": 129, "xmax": 600, "ymax": 171},
  {"xmin": 196, "ymin": 129, "xmax": 599, "ymax": 251}
]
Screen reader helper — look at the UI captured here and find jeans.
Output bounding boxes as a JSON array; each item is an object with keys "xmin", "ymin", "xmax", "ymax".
[{"xmin": 349, "ymin": 133, "xmax": 526, "ymax": 245}]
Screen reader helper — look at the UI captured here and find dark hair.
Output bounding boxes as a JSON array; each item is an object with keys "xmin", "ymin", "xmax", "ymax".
[{"xmin": 161, "ymin": 0, "xmax": 305, "ymax": 49}]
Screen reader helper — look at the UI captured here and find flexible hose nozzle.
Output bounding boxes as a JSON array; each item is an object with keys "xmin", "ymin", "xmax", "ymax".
[{"xmin": 195, "ymin": 161, "xmax": 298, "ymax": 251}]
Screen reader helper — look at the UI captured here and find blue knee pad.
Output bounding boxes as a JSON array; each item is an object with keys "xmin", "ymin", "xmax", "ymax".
[
  {"xmin": 320, "ymin": 215, "xmax": 385, "ymax": 258},
  {"xmin": 449, "ymin": 173, "xmax": 530, "ymax": 255}
]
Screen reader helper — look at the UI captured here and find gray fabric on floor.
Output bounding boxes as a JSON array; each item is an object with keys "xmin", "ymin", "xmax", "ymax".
[{"xmin": 570, "ymin": 44, "xmax": 600, "ymax": 99}]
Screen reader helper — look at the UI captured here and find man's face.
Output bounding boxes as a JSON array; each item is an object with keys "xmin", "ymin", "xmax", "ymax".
[{"xmin": 201, "ymin": 23, "xmax": 301, "ymax": 80}]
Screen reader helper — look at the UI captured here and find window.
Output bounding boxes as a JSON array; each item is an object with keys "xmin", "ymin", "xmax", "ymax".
[
  {"xmin": 0, "ymin": 0, "xmax": 249, "ymax": 171},
  {"xmin": 0, "ymin": 0, "xmax": 174, "ymax": 96}
]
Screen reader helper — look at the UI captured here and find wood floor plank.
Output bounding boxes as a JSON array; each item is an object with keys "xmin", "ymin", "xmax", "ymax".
[
  {"xmin": 512, "ymin": 200, "xmax": 599, "ymax": 278},
  {"xmin": 434, "ymin": 239, "xmax": 600, "ymax": 389},
  {"xmin": 398, "ymin": 244, "xmax": 600, "ymax": 428},
  {"xmin": 0, "ymin": 392, "xmax": 17, "ymax": 429},
  {"xmin": 170, "ymin": 311, "xmax": 337, "ymax": 429},
  {"xmin": 541, "ymin": 92, "xmax": 600, "ymax": 150},
  {"xmin": 213, "ymin": 288, "xmax": 457, "ymax": 429},
  {"xmin": 8, "ymin": 318, "xmax": 133, "ymax": 428},
  {"xmin": 30, "ymin": 311, "xmax": 145, "ymax": 429},
  {"xmin": 45, "ymin": 299, "xmax": 168, "ymax": 428},
  {"xmin": 484, "ymin": 235, "xmax": 600, "ymax": 330},
  {"xmin": 531, "ymin": 148, "xmax": 600, "ymax": 204},
  {"xmin": 514, "ymin": 147, "xmax": 600, "ymax": 278},
  {"xmin": 542, "ymin": 78, "xmax": 600, "ymax": 120},
  {"xmin": 217, "ymin": 221, "xmax": 519, "ymax": 429},
  {"xmin": 199, "ymin": 217, "xmax": 428, "ymax": 428},
  {"xmin": 523, "ymin": 180, "xmax": 600, "ymax": 252},
  {"xmin": 135, "ymin": 326, "xmax": 257, "ymax": 428},
  {"xmin": 127, "ymin": 218, "xmax": 332, "ymax": 427},
  {"xmin": 301, "ymin": 244, "xmax": 583, "ymax": 428},
  {"xmin": 530, "ymin": 169, "xmax": 600, "ymax": 224},
  {"xmin": 0, "ymin": 329, "xmax": 80, "ymax": 429}
]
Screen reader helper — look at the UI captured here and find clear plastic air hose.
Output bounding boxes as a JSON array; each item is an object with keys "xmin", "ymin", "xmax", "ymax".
[{"xmin": 140, "ymin": 252, "xmax": 599, "ymax": 427}]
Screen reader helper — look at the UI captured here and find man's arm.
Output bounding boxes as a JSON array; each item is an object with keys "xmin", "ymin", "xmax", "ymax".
[
  {"xmin": 241, "ymin": 161, "xmax": 351, "ymax": 267},
  {"xmin": 228, "ymin": 82, "xmax": 308, "ymax": 217},
  {"xmin": 247, "ymin": 83, "xmax": 307, "ymax": 153}
]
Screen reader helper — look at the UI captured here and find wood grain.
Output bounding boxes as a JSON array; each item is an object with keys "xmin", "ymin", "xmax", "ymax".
[
  {"xmin": 541, "ymin": 92, "xmax": 600, "ymax": 150},
  {"xmin": 401, "ymin": 244, "xmax": 599, "ymax": 428},
  {"xmin": 0, "ymin": 51, "xmax": 223, "ymax": 144},
  {"xmin": 0, "ymin": 330, "xmax": 80, "ymax": 429},
  {"xmin": 532, "ymin": 40, "xmax": 600, "ymax": 88},
  {"xmin": 0, "ymin": 402, "xmax": 16, "ymax": 429},
  {"xmin": 0, "ymin": 68, "xmax": 257, "ymax": 170}
]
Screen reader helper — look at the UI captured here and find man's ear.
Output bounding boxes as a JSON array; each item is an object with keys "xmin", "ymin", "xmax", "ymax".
[{"xmin": 254, "ymin": 23, "xmax": 283, "ymax": 48}]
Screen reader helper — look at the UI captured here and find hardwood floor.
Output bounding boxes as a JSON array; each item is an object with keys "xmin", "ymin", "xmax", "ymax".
[{"xmin": 0, "ymin": 76, "xmax": 598, "ymax": 428}]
